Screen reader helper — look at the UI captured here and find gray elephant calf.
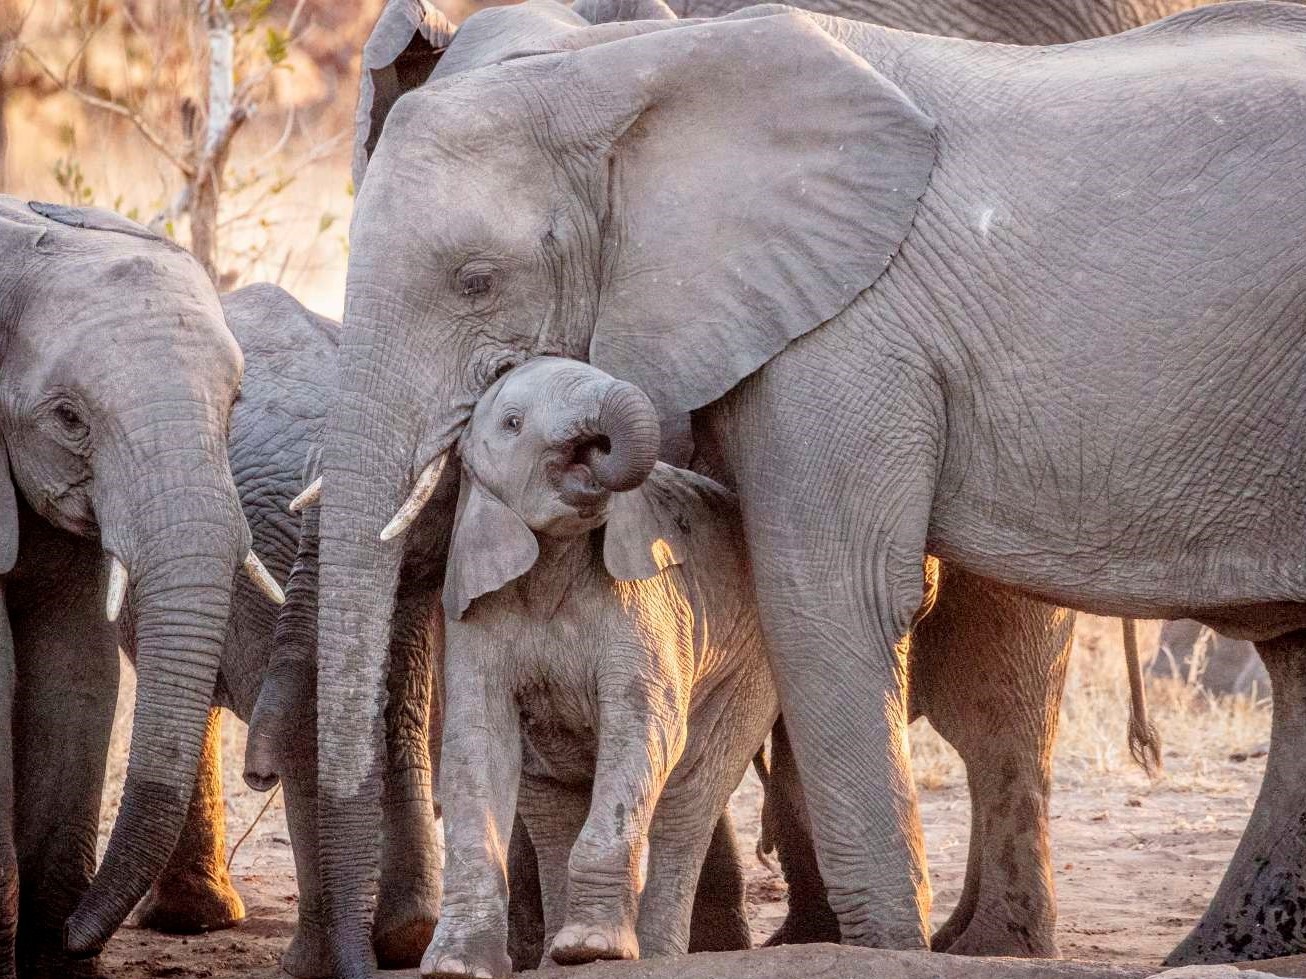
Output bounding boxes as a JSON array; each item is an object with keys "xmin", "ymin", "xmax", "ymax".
[{"xmin": 425, "ymin": 358, "xmax": 776, "ymax": 979}]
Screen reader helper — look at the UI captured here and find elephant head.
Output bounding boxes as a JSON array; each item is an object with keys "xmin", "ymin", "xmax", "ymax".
[
  {"xmin": 316, "ymin": 5, "xmax": 933, "ymax": 971},
  {"xmin": 0, "ymin": 197, "xmax": 283, "ymax": 956},
  {"xmin": 443, "ymin": 357, "xmax": 666, "ymax": 619}
]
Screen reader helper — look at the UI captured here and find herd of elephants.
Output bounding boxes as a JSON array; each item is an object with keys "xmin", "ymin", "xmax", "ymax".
[{"xmin": 2, "ymin": 0, "xmax": 1305, "ymax": 975}]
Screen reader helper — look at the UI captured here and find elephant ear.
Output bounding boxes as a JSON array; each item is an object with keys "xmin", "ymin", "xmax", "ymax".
[
  {"xmin": 572, "ymin": 0, "xmax": 676, "ymax": 24},
  {"xmin": 26, "ymin": 201, "xmax": 179, "ymax": 249},
  {"xmin": 443, "ymin": 468, "xmax": 539, "ymax": 619},
  {"xmin": 547, "ymin": 12, "xmax": 935, "ymax": 417},
  {"xmin": 0, "ymin": 439, "xmax": 18, "ymax": 576},
  {"xmin": 354, "ymin": 0, "xmax": 456, "ymax": 189},
  {"xmin": 602, "ymin": 465, "xmax": 687, "ymax": 581}
]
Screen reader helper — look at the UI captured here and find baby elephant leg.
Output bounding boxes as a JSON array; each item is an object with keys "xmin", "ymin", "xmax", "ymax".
[
  {"xmin": 547, "ymin": 681, "xmax": 683, "ymax": 967},
  {"xmin": 687, "ymin": 812, "xmax": 751, "ymax": 952},
  {"xmin": 516, "ymin": 773, "xmax": 591, "ymax": 960},
  {"xmin": 422, "ymin": 661, "xmax": 521, "ymax": 979},
  {"xmin": 134, "ymin": 708, "xmax": 246, "ymax": 934},
  {"xmin": 639, "ymin": 680, "xmax": 776, "ymax": 957}
]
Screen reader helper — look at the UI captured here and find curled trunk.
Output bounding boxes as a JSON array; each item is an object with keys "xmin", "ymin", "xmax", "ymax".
[
  {"xmin": 586, "ymin": 380, "xmax": 660, "ymax": 492},
  {"xmin": 63, "ymin": 446, "xmax": 244, "ymax": 957}
]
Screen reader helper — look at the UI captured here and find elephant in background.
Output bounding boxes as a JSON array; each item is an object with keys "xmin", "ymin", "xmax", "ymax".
[
  {"xmin": 1150, "ymin": 620, "xmax": 1268, "ymax": 697},
  {"xmin": 0, "ymin": 197, "xmax": 284, "ymax": 976},
  {"xmin": 315, "ymin": 2, "xmax": 1306, "ymax": 975}
]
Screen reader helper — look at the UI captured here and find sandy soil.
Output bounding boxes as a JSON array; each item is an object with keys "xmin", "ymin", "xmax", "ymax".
[{"xmin": 95, "ymin": 616, "xmax": 1270, "ymax": 978}]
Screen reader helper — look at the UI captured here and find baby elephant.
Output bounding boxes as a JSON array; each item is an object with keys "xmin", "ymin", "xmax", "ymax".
[{"xmin": 425, "ymin": 358, "xmax": 777, "ymax": 979}]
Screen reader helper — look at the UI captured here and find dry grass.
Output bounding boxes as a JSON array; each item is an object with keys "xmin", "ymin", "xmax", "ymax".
[{"xmin": 910, "ymin": 615, "xmax": 1271, "ymax": 795}]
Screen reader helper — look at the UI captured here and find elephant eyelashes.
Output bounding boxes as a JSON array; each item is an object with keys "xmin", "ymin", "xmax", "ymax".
[{"xmin": 49, "ymin": 401, "xmax": 89, "ymax": 442}]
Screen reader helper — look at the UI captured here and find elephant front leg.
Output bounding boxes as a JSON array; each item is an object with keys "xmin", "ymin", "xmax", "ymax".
[
  {"xmin": 133, "ymin": 708, "xmax": 246, "ymax": 935},
  {"xmin": 1166, "ymin": 629, "xmax": 1306, "ymax": 965},
  {"xmin": 422, "ymin": 662, "xmax": 521, "ymax": 979},
  {"xmin": 715, "ymin": 360, "xmax": 942, "ymax": 949},
  {"xmin": 12, "ymin": 553, "xmax": 118, "ymax": 977}
]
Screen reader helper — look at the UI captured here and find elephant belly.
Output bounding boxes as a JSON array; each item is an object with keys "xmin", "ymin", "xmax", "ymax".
[{"xmin": 518, "ymin": 684, "xmax": 600, "ymax": 788}]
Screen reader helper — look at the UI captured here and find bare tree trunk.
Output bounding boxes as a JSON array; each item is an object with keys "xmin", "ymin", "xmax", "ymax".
[{"xmin": 189, "ymin": 1, "xmax": 245, "ymax": 283}]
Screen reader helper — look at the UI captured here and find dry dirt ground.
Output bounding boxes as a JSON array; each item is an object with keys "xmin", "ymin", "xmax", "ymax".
[{"xmin": 96, "ymin": 616, "xmax": 1271, "ymax": 978}]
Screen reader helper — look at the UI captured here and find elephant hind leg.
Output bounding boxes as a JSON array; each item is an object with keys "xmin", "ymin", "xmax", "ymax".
[
  {"xmin": 910, "ymin": 567, "xmax": 1070, "ymax": 958},
  {"xmin": 1166, "ymin": 628, "xmax": 1306, "ymax": 966},
  {"xmin": 133, "ymin": 708, "xmax": 245, "ymax": 935},
  {"xmin": 687, "ymin": 810, "xmax": 752, "ymax": 953}
]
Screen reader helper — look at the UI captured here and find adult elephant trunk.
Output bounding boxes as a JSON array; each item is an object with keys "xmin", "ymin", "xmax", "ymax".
[
  {"xmin": 63, "ymin": 426, "xmax": 247, "ymax": 957},
  {"xmin": 315, "ymin": 283, "xmax": 450, "ymax": 977},
  {"xmin": 584, "ymin": 379, "xmax": 660, "ymax": 493}
]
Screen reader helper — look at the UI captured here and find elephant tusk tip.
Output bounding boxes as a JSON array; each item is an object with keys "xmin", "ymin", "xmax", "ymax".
[
  {"xmin": 379, "ymin": 517, "xmax": 406, "ymax": 542},
  {"xmin": 243, "ymin": 552, "xmax": 286, "ymax": 605},
  {"xmin": 105, "ymin": 555, "xmax": 128, "ymax": 623},
  {"xmin": 288, "ymin": 476, "xmax": 322, "ymax": 513}
]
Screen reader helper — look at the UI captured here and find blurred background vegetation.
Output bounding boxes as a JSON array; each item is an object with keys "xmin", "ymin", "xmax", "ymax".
[{"xmin": 0, "ymin": 0, "xmax": 392, "ymax": 316}]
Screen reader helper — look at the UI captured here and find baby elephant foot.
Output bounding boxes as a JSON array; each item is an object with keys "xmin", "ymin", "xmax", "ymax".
[
  {"xmin": 421, "ymin": 935, "xmax": 512, "ymax": 979},
  {"xmin": 548, "ymin": 919, "xmax": 639, "ymax": 966}
]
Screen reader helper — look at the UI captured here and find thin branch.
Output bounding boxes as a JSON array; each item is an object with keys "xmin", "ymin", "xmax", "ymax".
[
  {"xmin": 226, "ymin": 783, "xmax": 281, "ymax": 872},
  {"xmin": 17, "ymin": 43, "xmax": 195, "ymax": 178}
]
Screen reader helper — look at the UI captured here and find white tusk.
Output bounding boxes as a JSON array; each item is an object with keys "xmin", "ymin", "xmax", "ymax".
[
  {"xmin": 289, "ymin": 476, "xmax": 321, "ymax": 513},
  {"xmin": 244, "ymin": 551, "xmax": 286, "ymax": 605},
  {"xmin": 105, "ymin": 556, "xmax": 128, "ymax": 623},
  {"xmin": 381, "ymin": 453, "xmax": 448, "ymax": 542}
]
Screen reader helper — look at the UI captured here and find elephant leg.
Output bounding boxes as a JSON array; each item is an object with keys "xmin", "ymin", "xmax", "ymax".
[
  {"xmin": 1166, "ymin": 629, "xmax": 1306, "ymax": 965},
  {"xmin": 11, "ymin": 548, "xmax": 117, "ymax": 978},
  {"xmin": 723, "ymin": 381, "xmax": 936, "ymax": 949},
  {"xmin": 506, "ymin": 816, "xmax": 545, "ymax": 973},
  {"xmin": 910, "ymin": 566, "xmax": 1071, "ymax": 957},
  {"xmin": 133, "ymin": 708, "xmax": 245, "ymax": 934},
  {"xmin": 515, "ymin": 774, "xmax": 591, "ymax": 958},
  {"xmin": 1, "ymin": 592, "xmax": 16, "ymax": 979},
  {"xmin": 374, "ymin": 577, "xmax": 444, "ymax": 968},
  {"xmin": 686, "ymin": 812, "xmax": 751, "ymax": 953},
  {"xmin": 759, "ymin": 716, "xmax": 840, "ymax": 947}
]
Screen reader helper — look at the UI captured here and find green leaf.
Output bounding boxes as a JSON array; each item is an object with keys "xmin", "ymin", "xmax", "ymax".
[
  {"xmin": 264, "ymin": 27, "xmax": 288, "ymax": 65},
  {"xmin": 318, "ymin": 213, "xmax": 336, "ymax": 234}
]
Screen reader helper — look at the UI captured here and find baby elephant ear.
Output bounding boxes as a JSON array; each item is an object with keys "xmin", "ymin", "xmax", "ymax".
[
  {"xmin": 354, "ymin": 0, "xmax": 456, "ymax": 189},
  {"xmin": 603, "ymin": 466, "xmax": 687, "ymax": 581},
  {"xmin": 444, "ymin": 470, "xmax": 539, "ymax": 620},
  {"xmin": 0, "ymin": 439, "xmax": 18, "ymax": 575}
]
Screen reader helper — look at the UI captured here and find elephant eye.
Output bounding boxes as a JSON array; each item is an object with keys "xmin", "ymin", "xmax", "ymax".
[
  {"xmin": 50, "ymin": 401, "xmax": 88, "ymax": 440},
  {"xmin": 502, "ymin": 412, "xmax": 523, "ymax": 434},
  {"xmin": 459, "ymin": 269, "xmax": 495, "ymax": 297}
]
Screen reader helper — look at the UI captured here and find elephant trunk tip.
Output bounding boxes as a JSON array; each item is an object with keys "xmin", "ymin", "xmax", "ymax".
[
  {"xmin": 63, "ymin": 910, "xmax": 110, "ymax": 959},
  {"xmin": 242, "ymin": 730, "xmax": 282, "ymax": 793}
]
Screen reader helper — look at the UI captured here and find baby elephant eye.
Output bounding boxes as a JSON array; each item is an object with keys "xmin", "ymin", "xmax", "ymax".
[
  {"xmin": 459, "ymin": 270, "xmax": 495, "ymax": 297},
  {"xmin": 502, "ymin": 412, "xmax": 523, "ymax": 434}
]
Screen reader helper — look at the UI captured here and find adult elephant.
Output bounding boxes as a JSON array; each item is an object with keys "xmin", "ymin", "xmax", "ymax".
[
  {"xmin": 0, "ymin": 198, "xmax": 286, "ymax": 976},
  {"xmin": 314, "ymin": 2, "xmax": 1306, "ymax": 975}
]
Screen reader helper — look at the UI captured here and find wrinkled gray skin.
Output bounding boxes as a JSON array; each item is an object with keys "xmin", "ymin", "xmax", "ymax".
[
  {"xmin": 0, "ymin": 197, "xmax": 250, "ymax": 976},
  {"xmin": 316, "ymin": 2, "xmax": 1306, "ymax": 974},
  {"xmin": 426, "ymin": 358, "xmax": 778, "ymax": 978}
]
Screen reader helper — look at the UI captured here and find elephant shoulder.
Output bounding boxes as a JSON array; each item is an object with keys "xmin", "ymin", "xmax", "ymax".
[{"xmin": 1115, "ymin": 0, "xmax": 1306, "ymax": 43}]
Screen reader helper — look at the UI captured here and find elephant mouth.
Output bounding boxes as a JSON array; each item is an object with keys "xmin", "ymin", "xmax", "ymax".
[{"xmin": 550, "ymin": 438, "xmax": 610, "ymax": 514}]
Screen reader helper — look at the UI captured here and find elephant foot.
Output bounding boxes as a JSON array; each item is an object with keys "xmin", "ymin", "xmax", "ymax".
[
  {"xmin": 1165, "ymin": 834, "xmax": 1306, "ymax": 965},
  {"xmin": 280, "ymin": 922, "xmax": 334, "ymax": 979},
  {"xmin": 762, "ymin": 900, "xmax": 841, "ymax": 947},
  {"xmin": 687, "ymin": 903, "xmax": 751, "ymax": 952},
  {"xmin": 131, "ymin": 872, "xmax": 246, "ymax": 935},
  {"xmin": 547, "ymin": 919, "xmax": 638, "ymax": 966},
  {"xmin": 17, "ymin": 942, "xmax": 107, "ymax": 979},
  {"xmin": 940, "ymin": 915, "xmax": 1058, "ymax": 959},
  {"xmin": 420, "ymin": 933, "xmax": 511, "ymax": 979},
  {"xmin": 374, "ymin": 912, "xmax": 438, "ymax": 969}
]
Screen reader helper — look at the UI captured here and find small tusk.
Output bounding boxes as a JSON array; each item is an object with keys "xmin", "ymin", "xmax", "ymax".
[
  {"xmin": 105, "ymin": 556, "xmax": 128, "ymax": 622},
  {"xmin": 289, "ymin": 476, "xmax": 321, "ymax": 513},
  {"xmin": 244, "ymin": 551, "xmax": 286, "ymax": 605},
  {"xmin": 381, "ymin": 453, "xmax": 448, "ymax": 541}
]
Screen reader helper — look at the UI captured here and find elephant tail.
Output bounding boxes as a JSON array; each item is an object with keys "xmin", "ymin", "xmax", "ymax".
[{"xmin": 1122, "ymin": 618, "xmax": 1162, "ymax": 777}]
